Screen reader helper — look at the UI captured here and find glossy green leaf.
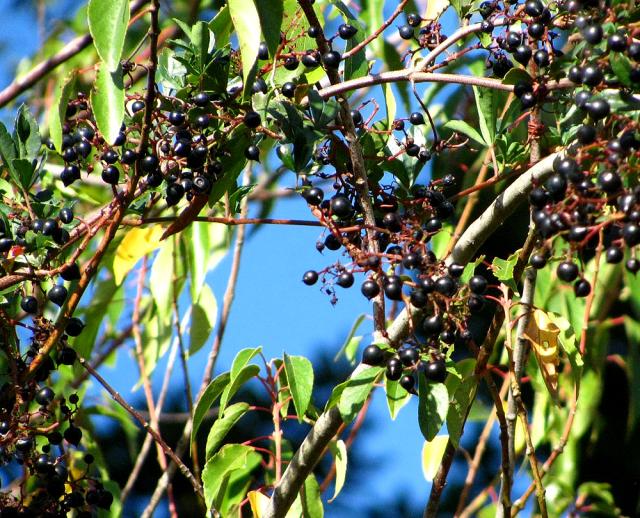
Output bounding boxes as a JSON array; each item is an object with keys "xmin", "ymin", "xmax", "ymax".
[
  {"xmin": 383, "ymin": 82, "xmax": 397, "ymax": 133},
  {"xmin": 228, "ymin": 0, "xmax": 261, "ymax": 97},
  {"xmin": 492, "ymin": 251, "xmax": 520, "ymax": 294},
  {"xmin": 191, "ymin": 371, "xmax": 231, "ymax": 446},
  {"xmin": 418, "ymin": 376, "xmax": 449, "ymax": 442},
  {"xmin": 14, "ymin": 104, "xmax": 40, "ymax": 163},
  {"xmin": 189, "ymin": 284, "xmax": 217, "ymax": 356},
  {"xmin": 205, "ymin": 402, "xmax": 249, "ymax": 460},
  {"xmin": 283, "ymin": 353, "xmax": 314, "ymax": 421},
  {"xmin": 230, "ymin": 346, "xmax": 262, "ymax": 380},
  {"xmin": 219, "ymin": 365, "xmax": 260, "ymax": 414},
  {"xmin": 88, "ymin": 0, "xmax": 130, "ymax": 72},
  {"xmin": 0, "ymin": 121, "xmax": 17, "ymax": 172},
  {"xmin": 421, "ymin": 435, "xmax": 449, "ymax": 481},
  {"xmin": 328, "ymin": 440, "xmax": 347, "ymax": 502},
  {"xmin": 444, "ymin": 119, "xmax": 485, "ymax": 145},
  {"xmin": 255, "ymin": 0, "xmax": 283, "ymax": 57},
  {"xmin": 288, "ymin": 474, "xmax": 324, "ymax": 518},
  {"xmin": 610, "ymin": 53, "xmax": 632, "ymax": 87},
  {"xmin": 385, "ymin": 377, "xmax": 412, "ymax": 420},
  {"xmin": 472, "ymin": 84, "xmax": 497, "ymax": 145},
  {"xmin": 209, "ymin": 6, "xmax": 232, "ymax": 47},
  {"xmin": 50, "ymin": 72, "xmax": 77, "ymax": 153},
  {"xmin": 192, "ymin": 21, "xmax": 211, "ymax": 73},
  {"xmin": 446, "ymin": 374, "xmax": 476, "ymax": 447},
  {"xmin": 91, "ymin": 63, "xmax": 125, "ymax": 145},
  {"xmin": 202, "ymin": 444, "xmax": 261, "ymax": 514},
  {"xmin": 338, "ymin": 365, "xmax": 383, "ymax": 423}
]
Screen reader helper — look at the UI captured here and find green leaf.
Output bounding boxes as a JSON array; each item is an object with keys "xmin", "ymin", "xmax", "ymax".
[
  {"xmin": 472, "ymin": 84, "xmax": 497, "ymax": 145},
  {"xmin": 492, "ymin": 251, "xmax": 520, "ymax": 293},
  {"xmin": 0, "ymin": 121, "xmax": 17, "ymax": 172},
  {"xmin": 202, "ymin": 444, "xmax": 261, "ymax": 514},
  {"xmin": 283, "ymin": 353, "xmax": 314, "ymax": 421},
  {"xmin": 91, "ymin": 63, "xmax": 125, "ymax": 145},
  {"xmin": 50, "ymin": 72, "xmax": 77, "ymax": 153},
  {"xmin": 444, "ymin": 119, "xmax": 485, "ymax": 145},
  {"xmin": 333, "ymin": 313, "xmax": 367, "ymax": 363},
  {"xmin": 255, "ymin": 0, "xmax": 283, "ymax": 57},
  {"xmin": 209, "ymin": 6, "xmax": 232, "ymax": 48},
  {"xmin": 88, "ymin": 0, "xmax": 130, "ymax": 72},
  {"xmin": 383, "ymin": 82, "xmax": 397, "ymax": 133},
  {"xmin": 189, "ymin": 284, "xmax": 218, "ymax": 356},
  {"xmin": 338, "ymin": 365, "xmax": 383, "ymax": 423},
  {"xmin": 385, "ymin": 377, "xmax": 412, "ymax": 420},
  {"xmin": 450, "ymin": 0, "xmax": 474, "ymax": 18},
  {"xmin": 220, "ymin": 365, "xmax": 260, "ymax": 414},
  {"xmin": 418, "ymin": 377, "xmax": 449, "ymax": 442},
  {"xmin": 421, "ymin": 435, "xmax": 449, "ymax": 481},
  {"xmin": 228, "ymin": 0, "xmax": 261, "ymax": 98},
  {"xmin": 230, "ymin": 346, "xmax": 262, "ymax": 380},
  {"xmin": 191, "ymin": 372, "xmax": 231, "ymax": 446},
  {"xmin": 289, "ymin": 475, "xmax": 324, "ymax": 518},
  {"xmin": 328, "ymin": 440, "xmax": 347, "ymax": 502},
  {"xmin": 14, "ymin": 104, "xmax": 41, "ymax": 162},
  {"xmin": 192, "ymin": 21, "xmax": 211, "ymax": 73},
  {"xmin": 446, "ymin": 375, "xmax": 476, "ymax": 447},
  {"xmin": 610, "ymin": 52, "xmax": 632, "ymax": 87},
  {"xmin": 11, "ymin": 159, "xmax": 37, "ymax": 191},
  {"xmin": 308, "ymin": 90, "xmax": 340, "ymax": 130},
  {"xmin": 205, "ymin": 402, "xmax": 250, "ymax": 460}
]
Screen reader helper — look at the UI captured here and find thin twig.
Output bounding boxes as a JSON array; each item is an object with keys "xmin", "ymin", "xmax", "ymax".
[{"xmin": 78, "ymin": 356, "xmax": 203, "ymax": 498}]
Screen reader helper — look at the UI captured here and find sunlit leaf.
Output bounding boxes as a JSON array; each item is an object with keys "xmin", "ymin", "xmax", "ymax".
[
  {"xmin": 91, "ymin": 63, "xmax": 125, "ymax": 145},
  {"xmin": 112, "ymin": 226, "xmax": 164, "ymax": 286},
  {"xmin": 88, "ymin": 0, "xmax": 130, "ymax": 72},
  {"xmin": 283, "ymin": 353, "xmax": 314, "ymax": 421},
  {"xmin": 328, "ymin": 440, "xmax": 347, "ymax": 502},
  {"xmin": 205, "ymin": 402, "xmax": 249, "ymax": 460},
  {"xmin": 421, "ymin": 435, "xmax": 449, "ymax": 481}
]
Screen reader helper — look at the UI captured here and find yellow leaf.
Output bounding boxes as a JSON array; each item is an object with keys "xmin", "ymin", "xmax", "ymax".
[
  {"xmin": 522, "ymin": 309, "xmax": 560, "ymax": 403},
  {"xmin": 112, "ymin": 226, "xmax": 164, "ymax": 285},
  {"xmin": 421, "ymin": 435, "xmax": 449, "ymax": 482},
  {"xmin": 424, "ymin": 0, "xmax": 450, "ymax": 21},
  {"xmin": 248, "ymin": 490, "xmax": 269, "ymax": 518}
]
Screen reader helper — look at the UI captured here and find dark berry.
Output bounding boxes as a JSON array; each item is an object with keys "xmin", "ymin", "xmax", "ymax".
[
  {"xmin": 606, "ymin": 246, "xmax": 623, "ymax": 264},
  {"xmin": 301, "ymin": 52, "xmax": 320, "ymax": 68},
  {"xmin": 399, "ymin": 347, "xmax": 419, "ymax": 366},
  {"xmin": 283, "ymin": 56, "xmax": 299, "ymax": 70},
  {"xmin": 193, "ymin": 92, "xmax": 210, "ymax": 107},
  {"xmin": 361, "ymin": 279, "xmax": 380, "ymax": 299},
  {"xmin": 350, "ymin": 109, "xmax": 363, "ymax": 126},
  {"xmin": 527, "ymin": 22, "xmax": 545, "ymax": 39},
  {"xmin": 407, "ymin": 13, "xmax": 421, "ymax": 27},
  {"xmin": 59, "ymin": 207, "xmax": 73, "ymax": 224},
  {"xmin": 42, "ymin": 218, "xmax": 58, "ymax": 236},
  {"xmin": 399, "ymin": 25, "xmax": 414, "ymax": 40},
  {"xmin": 424, "ymin": 359, "xmax": 447, "ymax": 383},
  {"xmin": 410, "ymin": 288, "xmax": 428, "ymax": 307},
  {"xmin": 64, "ymin": 425, "xmax": 82, "ymax": 446},
  {"xmin": 423, "ymin": 315, "xmax": 443, "ymax": 336},
  {"xmin": 65, "ymin": 317, "xmax": 84, "ymax": 337},
  {"xmin": 20, "ymin": 296, "xmax": 38, "ymax": 314},
  {"xmin": 623, "ymin": 223, "xmax": 640, "ymax": 246},
  {"xmin": 258, "ymin": 42, "xmax": 269, "ymax": 60},
  {"xmin": 362, "ymin": 344, "xmax": 384, "ymax": 365},
  {"xmin": 399, "ymin": 374, "xmax": 416, "ymax": 393},
  {"xmin": 48, "ymin": 285, "xmax": 68, "ymax": 306},
  {"xmin": 244, "ymin": 111, "xmax": 261, "ymax": 129},
  {"xmin": 35, "ymin": 387, "xmax": 55, "ymax": 406},
  {"xmin": 533, "ymin": 49, "xmax": 550, "ymax": 67},
  {"xmin": 608, "ymin": 33, "xmax": 628, "ymax": 52},
  {"xmin": 577, "ymin": 125, "xmax": 597, "ymax": 145},
  {"xmin": 468, "ymin": 294, "xmax": 485, "ymax": 312},
  {"xmin": 469, "ymin": 275, "xmax": 488, "ymax": 294},
  {"xmin": 514, "ymin": 45, "xmax": 532, "ymax": 65},
  {"xmin": 303, "ymin": 186, "xmax": 324, "ymax": 206},
  {"xmin": 520, "ymin": 92, "xmax": 536, "ymax": 109},
  {"xmin": 60, "ymin": 263, "xmax": 81, "ymax": 281},
  {"xmin": 384, "ymin": 280, "xmax": 403, "ymax": 301},
  {"xmin": 435, "ymin": 276, "xmax": 456, "ymax": 296},
  {"xmin": 524, "ymin": 0, "xmax": 544, "ymax": 17},
  {"xmin": 598, "ymin": 171, "xmax": 622, "ymax": 194},
  {"xmin": 409, "ymin": 112, "xmax": 424, "ymax": 125},
  {"xmin": 168, "ymin": 111, "xmax": 185, "ymax": 126},
  {"xmin": 195, "ymin": 114, "xmax": 210, "ymax": 128},
  {"xmin": 448, "ymin": 263, "xmax": 465, "ymax": 278},
  {"xmin": 165, "ymin": 183, "xmax": 185, "ymax": 206},
  {"xmin": 386, "ymin": 358, "xmax": 403, "ymax": 381},
  {"xmin": 585, "ymin": 98, "xmax": 610, "ymax": 120},
  {"xmin": 15, "ymin": 437, "xmax": 33, "ymax": 453},
  {"xmin": 330, "ymin": 195, "xmax": 353, "ymax": 218},
  {"xmin": 557, "ymin": 261, "xmax": 579, "ymax": 282},
  {"xmin": 282, "ymin": 82, "xmax": 296, "ymax": 98},
  {"xmin": 101, "ymin": 165, "xmax": 119, "ymax": 184},
  {"xmin": 574, "ymin": 278, "xmax": 591, "ymax": 297},
  {"xmin": 581, "ymin": 64, "xmax": 603, "ymax": 87},
  {"xmin": 325, "ymin": 233, "xmax": 341, "ymax": 250},
  {"xmin": 337, "ymin": 272, "xmax": 354, "ymax": 288},
  {"xmin": 322, "ymin": 51, "xmax": 341, "ymax": 69},
  {"xmin": 58, "ymin": 347, "xmax": 77, "ymax": 365},
  {"xmin": 530, "ymin": 253, "xmax": 547, "ymax": 269},
  {"xmin": 245, "ymin": 145, "xmax": 260, "ymax": 161},
  {"xmin": 582, "ymin": 24, "xmax": 603, "ymax": 45},
  {"xmin": 131, "ymin": 100, "xmax": 145, "ymax": 113},
  {"xmin": 302, "ymin": 270, "xmax": 319, "ymax": 285},
  {"xmin": 338, "ymin": 23, "xmax": 358, "ymax": 40}
]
